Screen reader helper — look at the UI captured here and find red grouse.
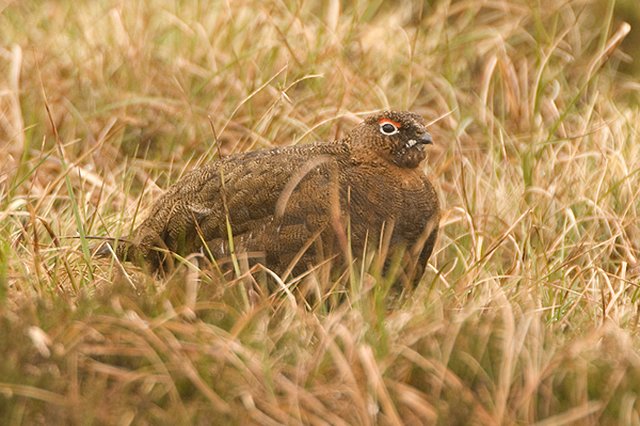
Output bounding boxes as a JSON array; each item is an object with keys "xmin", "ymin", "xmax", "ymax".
[{"xmin": 99, "ymin": 111, "xmax": 440, "ymax": 282}]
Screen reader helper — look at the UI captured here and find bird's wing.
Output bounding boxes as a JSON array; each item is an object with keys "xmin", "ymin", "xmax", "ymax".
[
  {"xmin": 200, "ymin": 152, "xmax": 345, "ymax": 273},
  {"xmin": 119, "ymin": 145, "xmax": 346, "ymax": 271}
]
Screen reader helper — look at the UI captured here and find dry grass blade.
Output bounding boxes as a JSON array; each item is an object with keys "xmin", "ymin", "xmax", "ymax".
[{"xmin": 0, "ymin": 384, "xmax": 68, "ymax": 406}]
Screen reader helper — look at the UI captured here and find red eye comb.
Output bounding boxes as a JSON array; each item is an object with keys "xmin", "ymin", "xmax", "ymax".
[{"xmin": 378, "ymin": 118, "xmax": 401, "ymax": 128}]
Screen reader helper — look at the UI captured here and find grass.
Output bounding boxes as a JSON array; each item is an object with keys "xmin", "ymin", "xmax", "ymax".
[{"xmin": 1, "ymin": 0, "xmax": 640, "ymax": 424}]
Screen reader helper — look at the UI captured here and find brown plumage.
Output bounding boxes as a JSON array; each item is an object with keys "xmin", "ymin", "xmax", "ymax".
[{"xmin": 99, "ymin": 111, "xmax": 440, "ymax": 282}]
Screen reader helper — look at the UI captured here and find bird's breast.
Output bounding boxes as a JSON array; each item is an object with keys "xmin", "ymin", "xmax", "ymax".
[{"xmin": 340, "ymin": 161, "xmax": 437, "ymax": 239}]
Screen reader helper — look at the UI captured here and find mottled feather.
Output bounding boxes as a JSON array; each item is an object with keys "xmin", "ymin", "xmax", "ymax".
[{"xmin": 99, "ymin": 110, "xmax": 440, "ymax": 282}]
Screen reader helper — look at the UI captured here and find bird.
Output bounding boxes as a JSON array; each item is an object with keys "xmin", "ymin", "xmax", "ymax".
[{"xmin": 97, "ymin": 110, "xmax": 440, "ymax": 283}]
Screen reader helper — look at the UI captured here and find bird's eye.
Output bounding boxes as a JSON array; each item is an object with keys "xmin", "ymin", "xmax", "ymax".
[{"xmin": 380, "ymin": 122, "xmax": 398, "ymax": 135}]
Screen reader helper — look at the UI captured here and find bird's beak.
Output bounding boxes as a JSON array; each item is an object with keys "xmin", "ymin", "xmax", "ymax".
[{"xmin": 419, "ymin": 132, "xmax": 433, "ymax": 145}]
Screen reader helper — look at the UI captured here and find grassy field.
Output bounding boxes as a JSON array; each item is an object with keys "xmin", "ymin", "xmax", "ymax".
[{"xmin": 1, "ymin": 0, "xmax": 640, "ymax": 424}]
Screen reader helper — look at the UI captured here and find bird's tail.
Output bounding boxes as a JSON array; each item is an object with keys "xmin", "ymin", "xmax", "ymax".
[{"xmin": 91, "ymin": 237, "xmax": 132, "ymax": 260}]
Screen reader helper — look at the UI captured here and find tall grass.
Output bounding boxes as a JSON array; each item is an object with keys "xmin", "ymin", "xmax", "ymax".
[{"xmin": 1, "ymin": 0, "xmax": 640, "ymax": 424}]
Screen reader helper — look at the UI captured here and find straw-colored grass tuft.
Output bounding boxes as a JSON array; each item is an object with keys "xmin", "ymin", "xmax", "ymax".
[{"xmin": 1, "ymin": 0, "xmax": 640, "ymax": 424}]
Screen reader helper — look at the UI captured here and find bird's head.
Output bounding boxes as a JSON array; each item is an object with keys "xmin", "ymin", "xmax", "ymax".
[{"xmin": 346, "ymin": 111, "xmax": 433, "ymax": 169}]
